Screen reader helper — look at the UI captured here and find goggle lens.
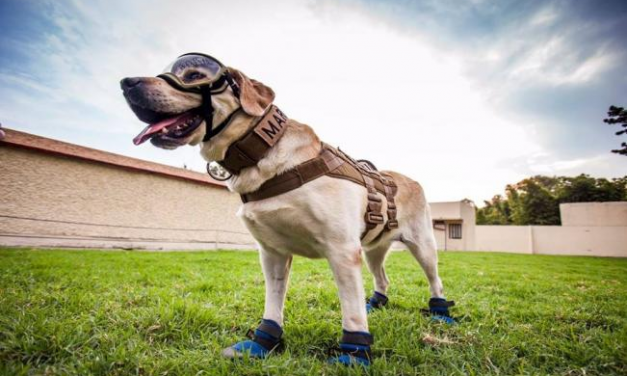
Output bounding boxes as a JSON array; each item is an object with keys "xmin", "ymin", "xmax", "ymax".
[{"xmin": 160, "ymin": 53, "xmax": 225, "ymax": 88}]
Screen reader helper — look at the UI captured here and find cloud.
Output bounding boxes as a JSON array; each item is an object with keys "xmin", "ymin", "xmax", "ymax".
[{"xmin": 0, "ymin": 0, "xmax": 625, "ymax": 203}]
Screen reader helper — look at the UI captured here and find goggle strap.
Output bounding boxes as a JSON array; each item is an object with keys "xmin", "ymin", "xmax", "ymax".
[
  {"xmin": 224, "ymin": 73, "xmax": 241, "ymax": 98},
  {"xmin": 201, "ymin": 86, "xmax": 215, "ymax": 142}
]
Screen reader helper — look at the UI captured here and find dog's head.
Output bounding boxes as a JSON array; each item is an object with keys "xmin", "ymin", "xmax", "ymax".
[{"xmin": 120, "ymin": 53, "xmax": 275, "ymax": 150}]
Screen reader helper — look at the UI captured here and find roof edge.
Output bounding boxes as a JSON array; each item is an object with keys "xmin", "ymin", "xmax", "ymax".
[{"xmin": 0, "ymin": 128, "xmax": 227, "ymax": 189}]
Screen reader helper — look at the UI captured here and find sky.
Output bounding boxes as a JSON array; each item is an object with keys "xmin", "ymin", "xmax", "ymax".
[{"xmin": 1, "ymin": 0, "xmax": 626, "ymax": 204}]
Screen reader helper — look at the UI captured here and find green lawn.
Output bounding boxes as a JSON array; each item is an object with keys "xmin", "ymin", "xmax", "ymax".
[{"xmin": 0, "ymin": 248, "xmax": 625, "ymax": 376}]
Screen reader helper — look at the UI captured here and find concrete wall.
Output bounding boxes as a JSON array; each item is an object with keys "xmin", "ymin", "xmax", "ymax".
[
  {"xmin": 475, "ymin": 225, "xmax": 627, "ymax": 257},
  {"xmin": 0, "ymin": 131, "xmax": 255, "ymax": 250},
  {"xmin": 560, "ymin": 202, "xmax": 627, "ymax": 227},
  {"xmin": 533, "ymin": 226, "xmax": 627, "ymax": 257},
  {"xmin": 475, "ymin": 226, "xmax": 532, "ymax": 254}
]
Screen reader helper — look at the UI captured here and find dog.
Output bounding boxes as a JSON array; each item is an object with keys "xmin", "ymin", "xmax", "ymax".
[{"xmin": 120, "ymin": 53, "xmax": 454, "ymax": 366}]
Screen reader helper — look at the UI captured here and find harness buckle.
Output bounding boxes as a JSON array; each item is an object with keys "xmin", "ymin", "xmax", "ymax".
[
  {"xmin": 386, "ymin": 219, "xmax": 399, "ymax": 229},
  {"xmin": 366, "ymin": 212, "xmax": 385, "ymax": 225}
]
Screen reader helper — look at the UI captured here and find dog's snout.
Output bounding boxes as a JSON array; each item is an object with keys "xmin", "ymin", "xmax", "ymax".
[{"xmin": 120, "ymin": 77, "xmax": 143, "ymax": 90}]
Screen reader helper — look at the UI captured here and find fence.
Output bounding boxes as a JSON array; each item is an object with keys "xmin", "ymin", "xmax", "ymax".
[{"xmin": 475, "ymin": 225, "xmax": 627, "ymax": 257}]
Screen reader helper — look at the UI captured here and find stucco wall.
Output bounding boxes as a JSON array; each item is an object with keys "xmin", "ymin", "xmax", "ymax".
[
  {"xmin": 0, "ymin": 143, "xmax": 255, "ymax": 250},
  {"xmin": 533, "ymin": 226, "xmax": 627, "ymax": 257},
  {"xmin": 475, "ymin": 225, "xmax": 627, "ymax": 257},
  {"xmin": 475, "ymin": 226, "xmax": 532, "ymax": 254},
  {"xmin": 560, "ymin": 202, "xmax": 627, "ymax": 227}
]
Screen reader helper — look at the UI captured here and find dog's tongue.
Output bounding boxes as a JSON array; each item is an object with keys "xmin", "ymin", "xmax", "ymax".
[{"xmin": 132, "ymin": 113, "xmax": 189, "ymax": 145}]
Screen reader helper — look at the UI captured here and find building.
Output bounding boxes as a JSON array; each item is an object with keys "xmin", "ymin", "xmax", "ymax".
[
  {"xmin": 429, "ymin": 200, "xmax": 476, "ymax": 251},
  {"xmin": 0, "ymin": 128, "xmax": 255, "ymax": 250},
  {"xmin": 441, "ymin": 200, "xmax": 627, "ymax": 257}
]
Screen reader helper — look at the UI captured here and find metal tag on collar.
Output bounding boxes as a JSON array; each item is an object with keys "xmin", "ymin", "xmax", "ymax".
[{"xmin": 207, "ymin": 161, "xmax": 232, "ymax": 181}]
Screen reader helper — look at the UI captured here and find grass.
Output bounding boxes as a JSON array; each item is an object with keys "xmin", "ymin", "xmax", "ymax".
[{"xmin": 0, "ymin": 248, "xmax": 626, "ymax": 376}]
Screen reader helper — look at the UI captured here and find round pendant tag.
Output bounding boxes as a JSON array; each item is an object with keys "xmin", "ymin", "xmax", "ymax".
[{"xmin": 206, "ymin": 161, "xmax": 232, "ymax": 181}]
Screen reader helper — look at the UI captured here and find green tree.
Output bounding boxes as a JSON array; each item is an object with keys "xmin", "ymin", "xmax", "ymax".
[
  {"xmin": 476, "ymin": 175, "xmax": 627, "ymax": 225},
  {"xmin": 476, "ymin": 195, "xmax": 511, "ymax": 225},
  {"xmin": 603, "ymin": 105, "xmax": 627, "ymax": 156},
  {"xmin": 557, "ymin": 174, "xmax": 626, "ymax": 203},
  {"xmin": 506, "ymin": 178, "xmax": 561, "ymax": 225}
]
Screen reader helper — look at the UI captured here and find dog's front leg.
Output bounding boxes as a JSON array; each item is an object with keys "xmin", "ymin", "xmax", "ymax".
[
  {"xmin": 327, "ymin": 247, "xmax": 373, "ymax": 366},
  {"xmin": 222, "ymin": 248, "xmax": 292, "ymax": 359},
  {"xmin": 260, "ymin": 248, "xmax": 293, "ymax": 325}
]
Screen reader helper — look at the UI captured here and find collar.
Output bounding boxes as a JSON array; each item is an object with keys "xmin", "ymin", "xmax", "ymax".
[{"xmin": 217, "ymin": 105, "xmax": 288, "ymax": 174}]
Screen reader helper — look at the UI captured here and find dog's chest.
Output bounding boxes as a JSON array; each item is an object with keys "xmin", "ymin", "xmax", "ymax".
[
  {"xmin": 236, "ymin": 178, "xmax": 365, "ymax": 258},
  {"xmin": 238, "ymin": 201, "xmax": 327, "ymax": 258}
]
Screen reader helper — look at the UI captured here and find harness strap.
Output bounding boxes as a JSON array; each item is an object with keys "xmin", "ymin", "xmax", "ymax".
[
  {"xmin": 240, "ymin": 147, "xmax": 343, "ymax": 203},
  {"xmin": 363, "ymin": 175, "xmax": 384, "ymax": 235},
  {"xmin": 382, "ymin": 174, "xmax": 399, "ymax": 230},
  {"xmin": 218, "ymin": 105, "xmax": 288, "ymax": 174},
  {"xmin": 239, "ymin": 144, "xmax": 399, "ymax": 240}
]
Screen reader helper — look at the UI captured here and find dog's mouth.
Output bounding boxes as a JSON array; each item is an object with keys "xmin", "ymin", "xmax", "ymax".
[{"xmin": 132, "ymin": 109, "xmax": 204, "ymax": 146}]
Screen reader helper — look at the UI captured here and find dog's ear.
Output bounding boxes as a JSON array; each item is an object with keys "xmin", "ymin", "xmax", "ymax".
[{"xmin": 228, "ymin": 68, "xmax": 275, "ymax": 117}]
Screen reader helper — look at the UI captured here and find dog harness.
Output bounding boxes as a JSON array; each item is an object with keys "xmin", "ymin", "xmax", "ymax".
[{"xmin": 217, "ymin": 106, "xmax": 399, "ymax": 240}]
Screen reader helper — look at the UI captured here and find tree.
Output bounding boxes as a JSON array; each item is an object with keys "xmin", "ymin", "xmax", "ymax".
[
  {"xmin": 475, "ymin": 175, "xmax": 627, "ymax": 225},
  {"xmin": 557, "ymin": 174, "xmax": 626, "ymax": 203},
  {"xmin": 506, "ymin": 178, "xmax": 561, "ymax": 225},
  {"xmin": 476, "ymin": 195, "xmax": 512, "ymax": 225},
  {"xmin": 603, "ymin": 105, "xmax": 627, "ymax": 156}
]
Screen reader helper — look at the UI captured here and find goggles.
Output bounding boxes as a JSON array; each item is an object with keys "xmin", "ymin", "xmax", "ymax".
[
  {"xmin": 156, "ymin": 52, "xmax": 241, "ymax": 144},
  {"xmin": 157, "ymin": 53, "xmax": 234, "ymax": 94}
]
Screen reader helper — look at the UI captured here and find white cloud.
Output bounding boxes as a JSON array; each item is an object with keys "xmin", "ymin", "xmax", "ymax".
[{"xmin": 2, "ymin": 0, "xmax": 624, "ymax": 204}]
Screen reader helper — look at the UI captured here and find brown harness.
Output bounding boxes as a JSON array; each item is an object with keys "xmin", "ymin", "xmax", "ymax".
[{"xmin": 217, "ymin": 106, "xmax": 398, "ymax": 239}]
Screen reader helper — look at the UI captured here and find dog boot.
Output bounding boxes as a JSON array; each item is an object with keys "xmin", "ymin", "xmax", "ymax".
[
  {"xmin": 328, "ymin": 330, "xmax": 373, "ymax": 367},
  {"xmin": 222, "ymin": 319, "xmax": 283, "ymax": 359},
  {"xmin": 366, "ymin": 291, "xmax": 388, "ymax": 313},
  {"xmin": 423, "ymin": 297, "xmax": 456, "ymax": 324}
]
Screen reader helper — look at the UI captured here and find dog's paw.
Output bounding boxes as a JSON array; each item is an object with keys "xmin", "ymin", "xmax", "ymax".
[
  {"xmin": 430, "ymin": 315, "xmax": 457, "ymax": 325},
  {"xmin": 366, "ymin": 291, "xmax": 388, "ymax": 314},
  {"xmin": 421, "ymin": 297, "xmax": 457, "ymax": 324},
  {"xmin": 223, "ymin": 319, "xmax": 283, "ymax": 359},
  {"xmin": 328, "ymin": 330, "xmax": 372, "ymax": 367},
  {"xmin": 328, "ymin": 353, "xmax": 370, "ymax": 367},
  {"xmin": 223, "ymin": 340, "xmax": 270, "ymax": 359}
]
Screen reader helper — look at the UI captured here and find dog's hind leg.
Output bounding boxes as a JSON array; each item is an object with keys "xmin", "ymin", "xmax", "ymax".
[
  {"xmin": 222, "ymin": 247, "xmax": 292, "ymax": 359},
  {"xmin": 402, "ymin": 209, "xmax": 455, "ymax": 322},
  {"xmin": 363, "ymin": 244, "xmax": 391, "ymax": 312},
  {"xmin": 327, "ymin": 245, "xmax": 373, "ymax": 366}
]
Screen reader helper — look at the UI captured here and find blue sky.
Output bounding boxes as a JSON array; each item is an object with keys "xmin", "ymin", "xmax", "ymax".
[{"xmin": 1, "ymin": 0, "xmax": 626, "ymax": 203}]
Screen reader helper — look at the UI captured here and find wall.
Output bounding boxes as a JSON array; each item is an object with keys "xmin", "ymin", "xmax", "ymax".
[
  {"xmin": 560, "ymin": 202, "xmax": 627, "ymax": 227},
  {"xmin": 475, "ymin": 225, "xmax": 627, "ymax": 257},
  {"xmin": 475, "ymin": 226, "xmax": 532, "ymax": 254},
  {"xmin": 533, "ymin": 226, "xmax": 627, "ymax": 257},
  {"xmin": 0, "ymin": 129, "xmax": 255, "ymax": 250}
]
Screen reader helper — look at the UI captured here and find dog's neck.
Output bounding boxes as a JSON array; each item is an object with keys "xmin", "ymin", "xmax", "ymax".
[{"xmin": 200, "ymin": 110, "xmax": 321, "ymax": 195}]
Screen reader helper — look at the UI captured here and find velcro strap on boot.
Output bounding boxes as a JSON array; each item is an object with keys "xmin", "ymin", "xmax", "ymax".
[
  {"xmin": 339, "ymin": 330, "xmax": 373, "ymax": 360},
  {"xmin": 423, "ymin": 298, "xmax": 455, "ymax": 317},
  {"xmin": 368, "ymin": 291, "xmax": 388, "ymax": 309},
  {"xmin": 429, "ymin": 298, "xmax": 455, "ymax": 308},
  {"xmin": 246, "ymin": 319, "xmax": 283, "ymax": 351}
]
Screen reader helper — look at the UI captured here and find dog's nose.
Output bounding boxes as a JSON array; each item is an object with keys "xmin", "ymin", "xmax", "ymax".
[{"xmin": 120, "ymin": 77, "xmax": 143, "ymax": 90}]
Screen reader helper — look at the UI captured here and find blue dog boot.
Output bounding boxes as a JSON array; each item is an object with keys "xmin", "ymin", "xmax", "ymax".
[
  {"xmin": 222, "ymin": 319, "xmax": 283, "ymax": 359},
  {"xmin": 328, "ymin": 330, "xmax": 373, "ymax": 367},
  {"xmin": 366, "ymin": 291, "xmax": 388, "ymax": 313},
  {"xmin": 424, "ymin": 297, "xmax": 456, "ymax": 324}
]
